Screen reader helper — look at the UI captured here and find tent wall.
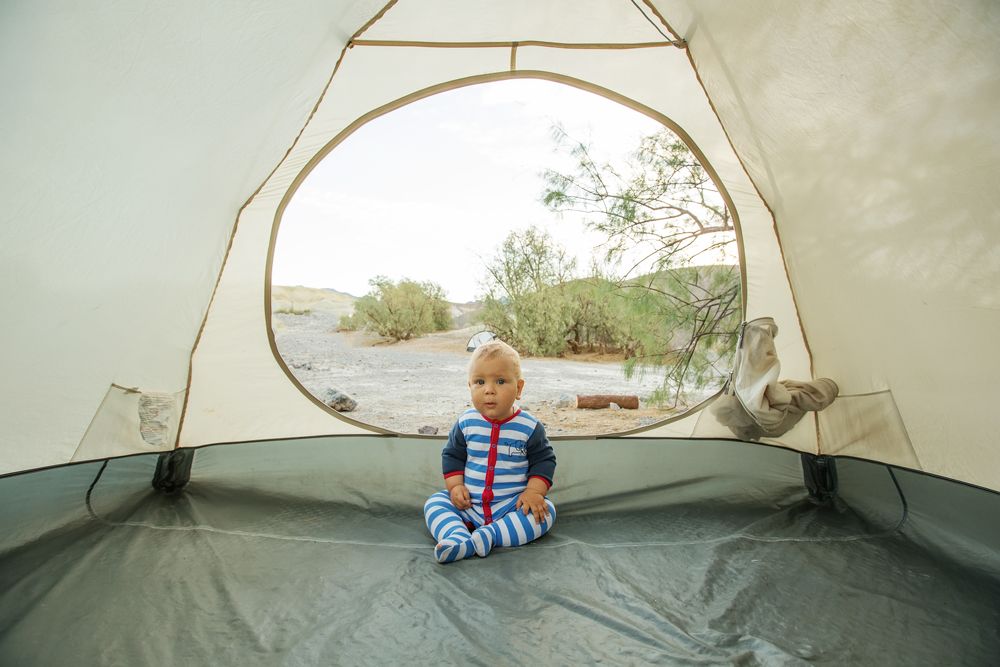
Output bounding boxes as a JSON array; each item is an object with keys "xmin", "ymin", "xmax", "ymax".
[
  {"xmin": 673, "ymin": 0, "xmax": 1000, "ymax": 488},
  {"xmin": 0, "ymin": 1, "xmax": 377, "ymax": 473}
]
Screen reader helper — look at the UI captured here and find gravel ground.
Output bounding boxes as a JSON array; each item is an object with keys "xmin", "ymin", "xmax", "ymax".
[{"xmin": 272, "ymin": 310, "xmax": 690, "ymax": 436}]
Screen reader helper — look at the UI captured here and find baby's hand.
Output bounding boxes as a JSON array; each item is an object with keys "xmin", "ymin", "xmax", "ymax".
[
  {"xmin": 516, "ymin": 489, "xmax": 550, "ymax": 524},
  {"xmin": 450, "ymin": 484, "xmax": 472, "ymax": 510}
]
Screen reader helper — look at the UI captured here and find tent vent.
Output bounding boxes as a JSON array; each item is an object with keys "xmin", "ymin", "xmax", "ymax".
[
  {"xmin": 72, "ymin": 385, "xmax": 184, "ymax": 462},
  {"xmin": 138, "ymin": 393, "xmax": 175, "ymax": 447}
]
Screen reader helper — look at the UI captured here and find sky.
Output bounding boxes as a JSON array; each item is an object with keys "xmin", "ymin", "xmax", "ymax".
[{"xmin": 271, "ymin": 78, "xmax": 666, "ymax": 303}]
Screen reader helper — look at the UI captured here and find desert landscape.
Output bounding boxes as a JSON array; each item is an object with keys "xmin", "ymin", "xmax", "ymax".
[{"xmin": 271, "ymin": 285, "xmax": 694, "ymax": 436}]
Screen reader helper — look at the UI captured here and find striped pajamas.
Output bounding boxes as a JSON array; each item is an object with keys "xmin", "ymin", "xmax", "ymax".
[
  {"xmin": 425, "ymin": 408, "xmax": 557, "ymax": 563},
  {"xmin": 424, "ymin": 490, "xmax": 556, "ymax": 563}
]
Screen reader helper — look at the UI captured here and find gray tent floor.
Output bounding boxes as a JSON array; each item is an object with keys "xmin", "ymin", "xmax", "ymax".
[{"xmin": 2, "ymin": 439, "xmax": 999, "ymax": 665}]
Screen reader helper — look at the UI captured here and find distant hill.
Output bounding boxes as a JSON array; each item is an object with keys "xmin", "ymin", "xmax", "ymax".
[
  {"xmin": 551, "ymin": 264, "xmax": 740, "ymax": 301},
  {"xmin": 451, "ymin": 301, "xmax": 484, "ymax": 329},
  {"xmin": 271, "ymin": 285, "xmax": 358, "ymax": 320},
  {"xmin": 271, "ymin": 285, "xmax": 484, "ymax": 328}
]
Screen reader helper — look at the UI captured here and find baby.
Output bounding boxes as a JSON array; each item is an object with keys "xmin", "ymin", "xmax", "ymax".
[{"xmin": 423, "ymin": 340, "xmax": 556, "ymax": 563}]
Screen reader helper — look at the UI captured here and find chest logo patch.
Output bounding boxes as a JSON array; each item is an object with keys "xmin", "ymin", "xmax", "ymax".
[{"xmin": 501, "ymin": 439, "xmax": 528, "ymax": 457}]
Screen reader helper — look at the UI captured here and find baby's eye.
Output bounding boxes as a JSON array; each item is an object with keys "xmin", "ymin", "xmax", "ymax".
[
  {"xmin": 497, "ymin": 378, "xmax": 505, "ymax": 385},
  {"xmin": 474, "ymin": 379, "xmax": 485, "ymax": 385}
]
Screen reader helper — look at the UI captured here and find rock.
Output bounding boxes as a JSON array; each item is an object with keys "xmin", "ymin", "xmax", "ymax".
[
  {"xmin": 322, "ymin": 389, "xmax": 357, "ymax": 412},
  {"xmin": 417, "ymin": 426, "xmax": 439, "ymax": 435},
  {"xmin": 555, "ymin": 393, "xmax": 577, "ymax": 409},
  {"xmin": 609, "ymin": 402, "xmax": 622, "ymax": 410}
]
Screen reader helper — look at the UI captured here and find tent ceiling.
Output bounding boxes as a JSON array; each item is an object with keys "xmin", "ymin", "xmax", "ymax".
[{"xmin": 362, "ymin": 0, "xmax": 676, "ymax": 43}]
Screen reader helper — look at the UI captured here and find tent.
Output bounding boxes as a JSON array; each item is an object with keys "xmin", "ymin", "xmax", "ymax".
[
  {"xmin": 2, "ymin": 1, "xmax": 998, "ymax": 663},
  {"xmin": 466, "ymin": 330, "xmax": 497, "ymax": 352}
]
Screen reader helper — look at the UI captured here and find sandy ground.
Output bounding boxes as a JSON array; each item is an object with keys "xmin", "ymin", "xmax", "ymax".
[{"xmin": 272, "ymin": 309, "xmax": 691, "ymax": 436}]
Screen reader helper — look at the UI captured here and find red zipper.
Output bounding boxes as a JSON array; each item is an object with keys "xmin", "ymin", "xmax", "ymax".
[{"xmin": 482, "ymin": 422, "xmax": 500, "ymax": 524}]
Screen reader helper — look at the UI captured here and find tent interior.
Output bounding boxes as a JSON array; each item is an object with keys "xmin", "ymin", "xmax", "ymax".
[
  {"xmin": 2, "ymin": 437, "xmax": 999, "ymax": 664},
  {"xmin": 2, "ymin": 1, "xmax": 999, "ymax": 664}
]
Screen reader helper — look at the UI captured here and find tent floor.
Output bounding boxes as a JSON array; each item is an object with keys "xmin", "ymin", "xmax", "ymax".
[{"xmin": 2, "ymin": 437, "xmax": 998, "ymax": 665}]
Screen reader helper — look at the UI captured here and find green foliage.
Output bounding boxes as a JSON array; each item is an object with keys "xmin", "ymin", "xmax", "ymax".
[
  {"xmin": 477, "ymin": 239, "xmax": 740, "ymax": 398},
  {"xmin": 478, "ymin": 227, "xmax": 577, "ymax": 357},
  {"xmin": 542, "ymin": 125, "xmax": 742, "ymax": 407},
  {"xmin": 482, "ymin": 226, "xmax": 577, "ymax": 299},
  {"xmin": 350, "ymin": 276, "xmax": 452, "ymax": 341},
  {"xmin": 544, "ymin": 126, "xmax": 734, "ymax": 271},
  {"xmin": 618, "ymin": 266, "xmax": 741, "ymax": 406},
  {"xmin": 337, "ymin": 311, "xmax": 361, "ymax": 331}
]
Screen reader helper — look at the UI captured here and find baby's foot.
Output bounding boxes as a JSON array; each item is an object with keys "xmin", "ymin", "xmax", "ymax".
[
  {"xmin": 471, "ymin": 525, "xmax": 496, "ymax": 558},
  {"xmin": 434, "ymin": 537, "xmax": 474, "ymax": 564}
]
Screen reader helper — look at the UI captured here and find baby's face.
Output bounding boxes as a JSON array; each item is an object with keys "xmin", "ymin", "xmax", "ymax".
[{"xmin": 468, "ymin": 354, "xmax": 524, "ymax": 422}]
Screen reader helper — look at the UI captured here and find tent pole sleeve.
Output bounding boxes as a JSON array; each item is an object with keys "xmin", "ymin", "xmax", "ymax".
[
  {"xmin": 800, "ymin": 454, "xmax": 838, "ymax": 504},
  {"xmin": 152, "ymin": 449, "xmax": 196, "ymax": 493}
]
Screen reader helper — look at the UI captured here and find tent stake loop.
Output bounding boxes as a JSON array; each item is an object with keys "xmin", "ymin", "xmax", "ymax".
[
  {"xmin": 152, "ymin": 449, "xmax": 195, "ymax": 493},
  {"xmin": 801, "ymin": 454, "xmax": 838, "ymax": 504}
]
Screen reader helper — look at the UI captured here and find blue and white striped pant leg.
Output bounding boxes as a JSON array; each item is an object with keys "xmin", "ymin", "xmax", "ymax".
[
  {"xmin": 423, "ymin": 491, "xmax": 478, "ymax": 564},
  {"xmin": 472, "ymin": 498, "xmax": 556, "ymax": 557}
]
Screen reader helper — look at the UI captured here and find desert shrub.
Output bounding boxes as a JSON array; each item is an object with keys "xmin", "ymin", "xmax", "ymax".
[
  {"xmin": 518, "ymin": 287, "xmax": 574, "ymax": 357},
  {"xmin": 478, "ymin": 227, "xmax": 577, "ymax": 356},
  {"xmin": 562, "ymin": 277, "xmax": 637, "ymax": 355},
  {"xmin": 274, "ymin": 304, "xmax": 312, "ymax": 315},
  {"xmin": 352, "ymin": 276, "xmax": 452, "ymax": 341},
  {"xmin": 337, "ymin": 311, "xmax": 361, "ymax": 331}
]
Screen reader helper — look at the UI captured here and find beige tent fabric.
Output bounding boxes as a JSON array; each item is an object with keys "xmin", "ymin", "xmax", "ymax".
[
  {"xmin": 670, "ymin": 0, "xmax": 1000, "ymax": 488},
  {"xmin": 712, "ymin": 318, "xmax": 838, "ymax": 442},
  {"xmin": 0, "ymin": 0, "xmax": 377, "ymax": 474},
  {"xmin": 72, "ymin": 386, "xmax": 185, "ymax": 463}
]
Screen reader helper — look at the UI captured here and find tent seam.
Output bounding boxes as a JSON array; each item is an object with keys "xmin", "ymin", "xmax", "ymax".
[
  {"xmin": 350, "ymin": 39, "xmax": 682, "ymax": 49},
  {"xmin": 637, "ymin": 0, "xmax": 686, "ymax": 44},
  {"xmin": 681, "ymin": 42, "xmax": 819, "ymax": 454},
  {"xmin": 174, "ymin": 0, "xmax": 400, "ymax": 449}
]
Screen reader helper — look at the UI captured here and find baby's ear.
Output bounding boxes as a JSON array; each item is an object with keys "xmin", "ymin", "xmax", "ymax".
[{"xmin": 516, "ymin": 378, "xmax": 525, "ymax": 398}]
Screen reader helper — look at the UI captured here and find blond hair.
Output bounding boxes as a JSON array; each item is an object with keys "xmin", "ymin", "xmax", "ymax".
[{"xmin": 468, "ymin": 339, "xmax": 522, "ymax": 379}]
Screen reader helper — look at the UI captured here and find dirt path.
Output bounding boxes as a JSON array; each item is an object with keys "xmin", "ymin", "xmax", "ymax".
[{"xmin": 272, "ymin": 310, "xmax": 687, "ymax": 436}]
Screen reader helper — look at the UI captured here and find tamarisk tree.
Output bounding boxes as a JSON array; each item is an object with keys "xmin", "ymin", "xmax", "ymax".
[
  {"xmin": 478, "ymin": 227, "xmax": 578, "ymax": 357},
  {"xmin": 542, "ymin": 126, "xmax": 742, "ymax": 407}
]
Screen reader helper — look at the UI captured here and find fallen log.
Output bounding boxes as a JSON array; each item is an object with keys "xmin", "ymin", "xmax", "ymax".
[{"xmin": 576, "ymin": 394, "xmax": 639, "ymax": 410}]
